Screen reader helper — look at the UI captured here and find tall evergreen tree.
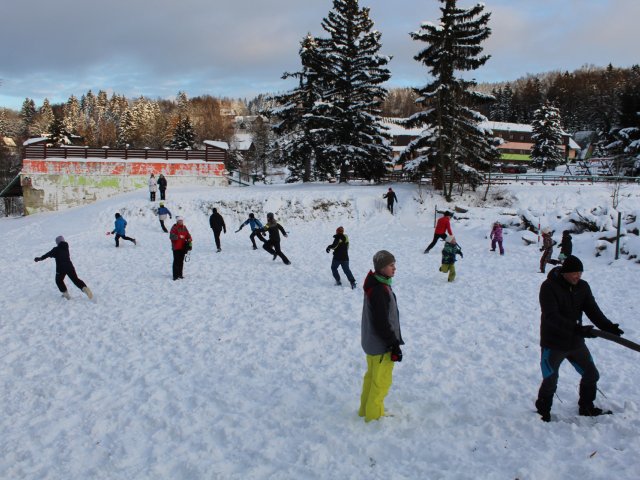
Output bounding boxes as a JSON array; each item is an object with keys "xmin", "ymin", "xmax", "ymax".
[
  {"xmin": 170, "ymin": 116, "xmax": 196, "ymax": 150},
  {"xmin": 0, "ymin": 109, "xmax": 8, "ymax": 137},
  {"xmin": 35, "ymin": 99, "xmax": 54, "ymax": 136},
  {"xmin": 48, "ymin": 115, "xmax": 73, "ymax": 147},
  {"xmin": 268, "ymin": 34, "xmax": 328, "ymax": 182},
  {"xmin": 63, "ymin": 95, "xmax": 82, "ymax": 135},
  {"xmin": 402, "ymin": 0, "xmax": 492, "ymax": 200},
  {"xmin": 317, "ymin": 0, "xmax": 392, "ymax": 182},
  {"xmin": 20, "ymin": 98, "xmax": 36, "ymax": 138},
  {"xmin": 530, "ymin": 102, "xmax": 564, "ymax": 171}
]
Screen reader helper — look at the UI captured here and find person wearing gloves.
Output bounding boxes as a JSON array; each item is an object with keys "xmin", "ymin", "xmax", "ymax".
[
  {"xmin": 535, "ymin": 255, "xmax": 625, "ymax": 422},
  {"xmin": 383, "ymin": 187, "xmax": 398, "ymax": 214},
  {"xmin": 489, "ymin": 221, "xmax": 504, "ymax": 255},
  {"xmin": 236, "ymin": 212, "xmax": 266, "ymax": 250},
  {"xmin": 439, "ymin": 234, "xmax": 463, "ymax": 282},
  {"xmin": 260, "ymin": 212, "xmax": 291, "ymax": 265},
  {"xmin": 110, "ymin": 213, "xmax": 136, "ymax": 247},
  {"xmin": 148, "ymin": 174, "xmax": 157, "ymax": 201},
  {"xmin": 424, "ymin": 211, "xmax": 453, "ymax": 253},
  {"xmin": 208, "ymin": 208, "xmax": 227, "ymax": 252},
  {"xmin": 169, "ymin": 216, "xmax": 192, "ymax": 280},
  {"xmin": 326, "ymin": 226, "xmax": 357, "ymax": 289},
  {"xmin": 157, "ymin": 203, "xmax": 172, "ymax": 233},
  {"xmin": 34, "ymin": 236, "xmax": 93, "ymax": 300},
  {"xmin": 359, "ymin": 250, "xmax": 404, "ymax": 423}
]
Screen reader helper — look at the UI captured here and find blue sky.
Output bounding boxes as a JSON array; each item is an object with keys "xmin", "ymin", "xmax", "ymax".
[{"xmin": 1, "ymin": 0, "xmax": 638, "ymax": 110}]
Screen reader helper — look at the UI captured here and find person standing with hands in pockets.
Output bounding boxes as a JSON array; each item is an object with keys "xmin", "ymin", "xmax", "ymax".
[{"xmin": 359, "ymin": 250, "xmax": 404, "ymax": 423}]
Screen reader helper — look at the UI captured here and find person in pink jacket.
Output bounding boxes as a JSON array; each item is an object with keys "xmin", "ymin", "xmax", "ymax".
[{"xmin": 490, "ymin": 221, "xmax": 504, "ymax": 255}]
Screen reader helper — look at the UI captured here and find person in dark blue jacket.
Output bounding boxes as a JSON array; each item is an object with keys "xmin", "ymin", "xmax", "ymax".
[
  {"xmin": 110, "ymin": 213, "xmax": 136, "ymax": 247},
  {"xmin": 326, "ymin": 226, "xmax": 357, "ymax": 288},
  {"xmin": 260, "ymin": 212, "xmax": 290, "ymax": 265},
  {"xmin": 157, "ymin": 203, "xmax": 172, "ymax": 233},
  {"xmin": 236, "ymin": 212, "xmax": 265, "ymax": 250},
  {"xmin": 34, "ymin": 236, "xmax": 93, "ymax": 300}
]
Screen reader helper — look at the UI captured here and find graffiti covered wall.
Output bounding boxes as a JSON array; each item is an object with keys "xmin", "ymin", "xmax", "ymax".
[{"xmin": 20, "ymin": 158, "xmax": 226, "ymax": 214}]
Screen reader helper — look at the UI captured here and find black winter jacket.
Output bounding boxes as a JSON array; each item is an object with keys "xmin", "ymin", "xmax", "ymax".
[
  {"xmin": 38, "ymin": 242, "xmax": 74, "ymax": 273},
  {"xmin": 209, "ymin": 212, "xmax": 226, "ymax": 232},
  {"xmin": 262, "ymin": 221, "xmax": 286, "ymax": 242},
  {"xmin": 327, "ymin": 233, "xmax": 350, "ymax": 261},
  {"xmin": 539, "ymin": 267, "xmax": 616, "ymax": 350},
  {"xmin": 559, "ymin": 233, "xmax": 573, "ymax": 256}
]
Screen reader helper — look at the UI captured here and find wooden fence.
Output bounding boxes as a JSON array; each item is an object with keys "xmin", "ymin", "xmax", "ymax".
[{"xmin": 23, "ymin": 145, "xmax": 226, "ymax": 162}]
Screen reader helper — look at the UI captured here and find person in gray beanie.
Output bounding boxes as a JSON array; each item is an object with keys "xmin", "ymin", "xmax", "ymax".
[
  {"xmin": 34, "ymin": 236, "xmax": 93, "ymax": 300},
  {"xmin": 358, "ymin": 250, "xmax": 404, "ymax": 422},
  {"xmin": 535, "ymin": 255, "xmax": 624, "ymax": 421}
]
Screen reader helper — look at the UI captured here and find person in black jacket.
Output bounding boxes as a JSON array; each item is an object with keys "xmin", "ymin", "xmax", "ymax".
[
  {"xmin": 326, "ymin": 226, "xmax": 357, "ymax": 289},
  {"xmin": 557, "ymin": 230, "xmax": 573, "ymax": 263},
  {"xmin": 535, "ymin": 255, "xmax": 624, "ymax": 421},
  {"xmin": 208, "ymin": 208, "xmax": 226, "ymax": 252},
  {"xmin": 157, "ymin": 174, "xmax": 168, "ymax": 200},
  {"xmin": 383, "ymin": 188, "xmax": 398, "ymax": 214},
  {"xmin": 260, "ymin": 212, "xmax": 290, "ymax": 265},
  {"xmin": 34, "ymin": 236, "xmax": 93, "ymax": 300}
]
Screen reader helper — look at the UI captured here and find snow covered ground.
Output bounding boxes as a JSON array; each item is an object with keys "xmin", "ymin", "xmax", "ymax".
[{"xmin": 1, "ymin": 181, "xmax": 640, "ymax": 479}]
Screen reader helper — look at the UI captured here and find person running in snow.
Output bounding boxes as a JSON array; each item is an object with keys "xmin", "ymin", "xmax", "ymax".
[
  {"xmin": 157, "ymin": 203, "xmax": 172, "ymax": 233},
  {"xmin": 535, "ymin": 255, "xmax": 625, "ymax": 422},
  {"xmin": 148, "ymin": 174, "xmax": 157, "ymax": 201},
  {"xmin": 110, "ymin": 213, "xmax": 136, "ymax": 247},
  {"xmin": 489, "ymin": 221, "xmax": 504, "ymax": 255},
  {"xmin": 383, "ymin": 187, "xmax": 398, "ymax": 214},
  {"xmin": 209, "ymin": 208, "xmax": 226, "ymax": 252},
  {"xmin": 169, "ymin": 216, "xmax": 192, "ymax": 280},
  {"xmin": 539, "ymin": 227, "xmax": 556, "ymax": 273},
  {"xmin": 157, "ymin": 174, "xmax": 168, "ymax": 201},
  {"xmin": 260, "ymin": 212, "xmax": 290, "ymax": 265},
  {"xmin": 236, "ymin": 212, "xmax": 266, "ymax": 250},
  {"xmin": 439, "ymin": 234, "xmax": 463, "ymax": 282},
  {"xmin": 557, "ymin": 230, "xmax": 573, "ymax": 264},
  {"xmin": 359, "ymin": 250, "xmax": 404, "ymax": 423},
  {"xmin": 424, "ymin": 211, "xmax": 453, "ymax": 253},
  {"xmin": 326, "ymin": 226, "xmax": 357, "ymax": 289},
  {"xmin": 34, "ymin": 235, "xmax": 93, "ymax": 300}
]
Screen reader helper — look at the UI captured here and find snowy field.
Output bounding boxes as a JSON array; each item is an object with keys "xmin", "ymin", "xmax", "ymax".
[{"xmin": 1, "ymin": 181, "xmax": 640, "ymax": 479}]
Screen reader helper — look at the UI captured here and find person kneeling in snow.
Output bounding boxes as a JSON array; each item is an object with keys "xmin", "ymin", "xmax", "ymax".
[
  {"xmin": 359, "ymin": 250, "xmax": 404, "ymax": 422},
  {"xmin": 535, "ymin": 255, "xmax": 625, "ymax": 422},
  {"xmin": 34, "ymin": 235, "xmax": 93, "ymax": 300},
  {"xmin": 439, "ymin": 235, "xmax": 463, "ymax": 282}
]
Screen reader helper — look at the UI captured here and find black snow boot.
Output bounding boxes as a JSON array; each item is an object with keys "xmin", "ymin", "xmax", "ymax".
[
  {"xmin": 578, "ymin": 405, "xmax": 612, "ymax": 417},
  {"xmin": 535, "ymin": 398, "xmax": 551, "ymax": 422}
]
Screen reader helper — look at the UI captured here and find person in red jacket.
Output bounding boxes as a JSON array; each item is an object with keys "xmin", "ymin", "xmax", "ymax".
[
  {"xmin": 424, "ymin": 211, "xmax": 453, "ymax": 253},
  {"xmin": 169, "ymin": 216, "xmax": 192, "ymax": 280}
]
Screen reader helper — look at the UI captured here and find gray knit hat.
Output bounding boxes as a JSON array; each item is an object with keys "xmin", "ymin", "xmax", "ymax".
[
  {"xmin": 55, "ymin": 235, "xmax": 65, "ymax": 245},
  {"xmin": 373, "ymin": 250, "xmax": 396, "ymax": 272}
]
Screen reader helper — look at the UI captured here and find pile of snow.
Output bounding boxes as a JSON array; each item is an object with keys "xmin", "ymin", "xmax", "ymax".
[{"xmin": 1, "ymin": 182, "xmax": 640, "ymax": 479}]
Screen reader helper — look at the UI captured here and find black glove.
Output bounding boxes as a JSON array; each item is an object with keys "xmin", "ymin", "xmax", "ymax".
[
  {"xmin": 326, "ymin": 247, "xmax": 331, "ymax": 253},
  {"xmin": 605, "ymin": 323, "xmax": 624, "ymax": 336},
  {"xmin": 390, "ymin": 345, "xmax": 403, "ymax": 362},
  {"xmin": 578, "ymin": 325, "xmax": 597, "ymax": 338},
  {"xmin": 34, "ymin": 257, "xmax": 41, "ymax": 262},
  {"xmin": 459, "ymin": 252, "xmax": 463, "ymax": 258}
]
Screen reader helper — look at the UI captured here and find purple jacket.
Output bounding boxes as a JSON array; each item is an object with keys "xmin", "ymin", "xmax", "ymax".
[{"xmin": 490, "ymin": 224, "xmax": 503, "ymax": 241}]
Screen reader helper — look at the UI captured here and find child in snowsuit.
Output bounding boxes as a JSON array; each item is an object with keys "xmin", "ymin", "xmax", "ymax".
[
  {"xmin": 439, "ymin": 234, "xmax": 463, "ymax": 282},
  {"xmin": 157, "ymin": 203, "xmax": 172, "ymax": 233},
  {"xmin": 490, "ymin": 221, "xmax": 504, "ymax": 255},
  {"xmin": 557, "ymin": 230, "xmax": 573, "ymax": 263},
  {"xmin": 260, "ymin": 212, "xmax": 290, "ymax": 265},
  {"xmin": 539, "ymin": 228, "xmax": 555, "ymax": 273},
  {"xmin": 326, "ymin": 226, "xmax": 357, "ymax": 288},
  {"xmin": 359, "ymin": 250, "xmax": 403, "ymax": 422},
  {"xmin": 148, "ymin": 174, "xmax": 157, "ymax": 201},
  {"xmin": 424, "ymin": 211, "xmax": 453, "ymax": 253},
  {"xmin": 111, "ymin": 213, "xmax": 136, "ymax": 247},
  {"xmin": 209, "ymin": 208, "xmax": 226, "ymax": 252},
  {"xmin": 236, "ymin": 213, "xmax": 266, "ymax": 250},
  {"xmin": 34, "ymin": 235, "xmax": 93, "ymax": 300},
  {"xmin": 169, "ymin": 216, "xmax": 192, "ymax": 280}
]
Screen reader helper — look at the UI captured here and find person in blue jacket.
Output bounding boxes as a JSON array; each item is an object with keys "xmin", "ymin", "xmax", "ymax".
[
  {"xmin": 157, "ymin": 203, "xmax": 172, "ymax": 233},
  {"xmin": 236, "ymin": 212, "xmax": 266, "ymax": 250},
  {"xmin": 110, "ymin": 212, "xmax": 136, "ymax": 247}
]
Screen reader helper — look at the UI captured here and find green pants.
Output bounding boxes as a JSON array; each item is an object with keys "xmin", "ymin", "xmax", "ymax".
[
  {"xmin": 359, "ymin": 352, "xmax": 395, "ymax": 422},
  {"xmin": 439, "ymin": 263, "xmax": 456, "ymax": 281}
]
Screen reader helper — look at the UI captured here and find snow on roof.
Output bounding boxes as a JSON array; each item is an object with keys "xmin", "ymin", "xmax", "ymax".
[
  {"xmin": 380, "ymin": 118, "xmax": 426, "ymax": 136},
  {"xmin": 231, "ymin": 133, "xmax": 253, "ymax": 151},
  {"xmin": 23, "ymin": 137, "xmax": 49, "ymax": 146},
  {"xmin": 479, "ymin": 121, "xmax": 533, "ymax": 133},
  {"xmin": 203, "ymin": 140, "xmax": 229, "ymax": 150}
]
